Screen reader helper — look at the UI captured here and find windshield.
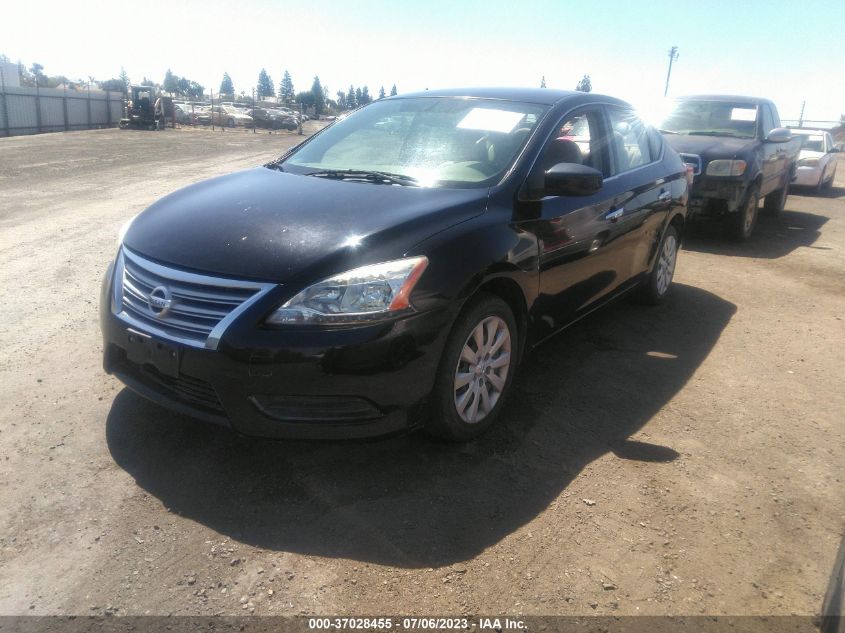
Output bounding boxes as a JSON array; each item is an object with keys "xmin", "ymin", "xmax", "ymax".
[
  {"xmin": 799, "ymin": 136, "xmax": 824, "ymax": 152},
  {"xmin": 659, "ymin": 100, "xmax": 758, "ymax": 138},
  {"xmin": 281, "ymin": 97, "xmax": 548, "ymax": 187}
]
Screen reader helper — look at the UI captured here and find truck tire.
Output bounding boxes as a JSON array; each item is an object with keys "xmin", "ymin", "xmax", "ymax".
[
  {"xmin": 763, "ymin": 179, "xmax": 789, "ymax": 216},
  {"xmin": 728, "ymin": 185, "xmax": 759, "ymax": 242}
]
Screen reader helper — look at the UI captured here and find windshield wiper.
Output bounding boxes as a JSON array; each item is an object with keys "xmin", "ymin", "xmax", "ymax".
[
  {"xmin": 305, "ymin": 169, "xmax": 420, "ymax": 186},
  {"xmin": 658, "ymin": 129, "xmax": 681, "ymax": 135},
  {"xmin": 687, "ymin": 131, "xmax": 752, "ymax": 138}
]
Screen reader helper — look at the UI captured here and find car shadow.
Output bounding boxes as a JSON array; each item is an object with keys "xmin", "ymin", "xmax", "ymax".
[
  {"xmin": 791, "ymin": 184, "xmax": 845, "ymax": 200},
  {"xmin": 683, "ymin": 207, "xmax": 829, "ymax": 259},
  {"xmin": 106, "ymin": 283, "xmax": 735, "ymax": 568}
]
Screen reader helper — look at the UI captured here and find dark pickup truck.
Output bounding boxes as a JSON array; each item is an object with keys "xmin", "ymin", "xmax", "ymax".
[{"xmin": 658, "ymin": 95, "xmax": 801, "ymax": 240}]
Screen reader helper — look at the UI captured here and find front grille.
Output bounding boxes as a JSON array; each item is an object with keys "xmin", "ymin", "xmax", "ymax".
[
  {"xmin": 114, "ymin": 247, "xmax": 275, "ymax": 349},
  {"xmin": 139, "ymin": 363, "xmax": 225, "ymax": 412},
  {"xmin": 679, "ymin": 153, "xmax": 702, "ymax": 176}
]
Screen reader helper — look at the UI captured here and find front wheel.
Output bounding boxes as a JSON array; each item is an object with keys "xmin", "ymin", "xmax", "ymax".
[
  {"xmin": 823, "ymin": 166, "xmax": 836, "ymax": 190},
  {"xmin": 637, "ymin": 224, "xmax": 679, "ymax": 305},
  {"xmin": 426, "ymin": 294, "xmax": 518, "ymax": 441},
  {"xmin": 763, "ymin": 179, "xmax": 789, "ymax": 216},
  {"xmin": 728, "ymin": 185, "xmax": 759, "ymax": 241}
]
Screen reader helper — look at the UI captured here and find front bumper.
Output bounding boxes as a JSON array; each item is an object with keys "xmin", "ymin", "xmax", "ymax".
[
  {"xmin": 793, "ymin": 166, "xmax": 822, "ymax": 187},
  {"xmin": 687, "ymin": 176, "xmax": 748, "ymax": 216},
  {"xmin": 100, "ymin": 263, "xmax": 455, "ymax": 439}
]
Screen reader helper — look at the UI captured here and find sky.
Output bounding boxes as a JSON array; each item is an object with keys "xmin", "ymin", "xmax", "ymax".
[{"xmin": 1, "ymin": 0, "xmax": 843, "ymax": 122}]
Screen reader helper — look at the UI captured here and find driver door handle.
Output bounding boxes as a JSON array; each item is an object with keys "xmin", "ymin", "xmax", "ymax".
[
  {"xmin": 605, "ymin": 208, "xmax": 624, "ymax": 222},
  {"xmin": 658, "ymin": 191, "xmax": 672, "ymax": 202}
]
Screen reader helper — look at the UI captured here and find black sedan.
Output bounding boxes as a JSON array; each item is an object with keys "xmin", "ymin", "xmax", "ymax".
[{"xmin": 101, "ymin": 88, "xmax": 688, "ymax": 441}]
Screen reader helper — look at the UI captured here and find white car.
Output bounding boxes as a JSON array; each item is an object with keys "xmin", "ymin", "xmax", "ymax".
[{"xmin": 792, "ymin": 129, "xmax": 838, "ymax": 191}]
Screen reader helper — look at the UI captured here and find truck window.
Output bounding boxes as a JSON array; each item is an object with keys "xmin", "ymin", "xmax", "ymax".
[
  {"xmin": 760, "ymin": 105, "xmax": 775, "ymax": 138},
  {"xmin": 659, "ymin": 100, "xmax": 758, "ymax": 139}
]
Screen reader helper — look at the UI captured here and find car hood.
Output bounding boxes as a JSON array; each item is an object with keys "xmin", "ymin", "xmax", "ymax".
[
  {"xmin": 798, "ymin": 149, "xmax": 824, "ymax": 160},
  {"xmin": 663, "ymin": 134, "xmax": 758, "ymax": 162},
  {"xmin": 123, "ymin": 167, "xmax": 488, "ymax": 283}
]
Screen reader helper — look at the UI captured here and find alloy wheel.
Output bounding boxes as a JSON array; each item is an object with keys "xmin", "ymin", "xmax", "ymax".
[
  {"xmin": 453, "ymin": 316, "xmax": 512, "ymax": 424},
  {"xmin": 656, "ymin": 234, "xmax": 678, "ymax": 296}
]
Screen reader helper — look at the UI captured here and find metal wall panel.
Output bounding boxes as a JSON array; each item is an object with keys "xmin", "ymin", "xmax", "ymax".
[{"xmin": 0, "ymin": 85, "xmax": 123, "ymax": 136}]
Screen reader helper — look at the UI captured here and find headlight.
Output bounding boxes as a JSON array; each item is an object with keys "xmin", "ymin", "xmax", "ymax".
[
  {"xmin": 117, "ymin": 214, "xmax": 138, "ymax": 246},
  {"xmin": 799, "ymin": 157, "xmax": 819, "ymax": 167},
  {"xmin": 705, "ymin": 159, "xmax": 747, "ymax": 177},
  {"xmin": 266, "ymin": 257, "xmax": 429, "ymax": 326}
]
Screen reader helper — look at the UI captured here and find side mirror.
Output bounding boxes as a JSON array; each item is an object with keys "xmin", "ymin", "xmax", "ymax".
[
  {"xmin": 544, "ymin": 163, "xmax": 603, "ymax": 197},
  {"xmin": 766, "ymin": 128, "xmax": 792, "ymax": 143},
  {"xmin": 829, "ymin": 147, "xmax": 839, "ymax": 154}
]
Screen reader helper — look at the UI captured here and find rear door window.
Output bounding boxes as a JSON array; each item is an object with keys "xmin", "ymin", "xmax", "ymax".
[{"xmin": 606, "ymin": 108, "xmax": 653, "ymax": 174}]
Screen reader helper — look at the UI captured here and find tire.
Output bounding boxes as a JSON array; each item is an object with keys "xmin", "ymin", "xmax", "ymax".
[
  {"xmin": 426, "ymin": 293, "xmax": 519, "ymax": 441},
  {"xmin": 763, "ymin": 179, "xmax": 789, "ymax": 216},
  {"xmin": 637, "ymin": 224, "xmax": 680, "ymax": 305},
  {"xmin": 227, "ymin": 118, "xmax": 235, "ymax": 128},
  {"xmin": 823, "ymin": 166, "xmax": 836, "ymax": 190},
  {"xmin": 728, "ymin": 185, "xmax": 759, "ymax": 242}
]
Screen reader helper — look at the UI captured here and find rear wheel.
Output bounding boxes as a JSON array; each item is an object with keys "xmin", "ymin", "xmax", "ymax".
[
  {"xmin": 763, "ymin": 179, "xmax": 789, "ymax": 216},
  {"xmin": 637, "ymin": 224, "xmax": 679, "ymax": 305},
  {"xmin": 729, "ymin": 185, "xmax": 759, "ymax": 241},
  {"xmin": 227, "ymin": 118, "xmax": 235, "ymax": 128},
  {"xmin": 426, "ymin": 294, "xmax": 518, "ymax": 441}
]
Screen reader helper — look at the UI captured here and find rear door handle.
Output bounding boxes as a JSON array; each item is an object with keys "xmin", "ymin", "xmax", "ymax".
[{"xmin": 605, "ymin": 208, "xmax": 624, "ymax": 221}]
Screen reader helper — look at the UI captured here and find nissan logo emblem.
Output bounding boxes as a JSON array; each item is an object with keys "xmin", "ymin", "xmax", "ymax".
[{"xmin": 147, "ymin": 285, "xmax": 173, "ymax": 318}]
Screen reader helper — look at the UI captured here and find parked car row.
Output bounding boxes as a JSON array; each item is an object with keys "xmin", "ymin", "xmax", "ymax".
[
  {"xmin": 99, "ymin": 86, "xmax": 838, "ymax": 443},
  {"xmin": 170, "ymin": 100, "xmax": 307, "ymax": 129}
]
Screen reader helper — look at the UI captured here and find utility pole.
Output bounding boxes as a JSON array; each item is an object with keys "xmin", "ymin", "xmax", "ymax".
[
  {"xmin": 798, "ymin": 100, "xmax": 806, "ymax": 128},
  {"xmin": 664, "ymin": 46, "xmax": 679, "ymax": 97}
]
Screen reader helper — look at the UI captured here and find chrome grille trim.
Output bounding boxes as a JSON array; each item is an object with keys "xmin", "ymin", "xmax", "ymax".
[
  {"xmin": 679, "ymin": 153, "xmax": 702, "ymax": 176},
  {"xmin": 112, "ymin": 247, "xmax": 276, "ymax": 350}
]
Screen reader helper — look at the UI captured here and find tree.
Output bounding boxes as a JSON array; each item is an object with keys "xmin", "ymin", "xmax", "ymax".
[
  {"xmin": 378, "ymin": 86, "xmax": 386, "ymax": 99},
  {"xmin": 540, "ymin": 76, "xmax": 546, "ymax": 88},
  {"xmin": 140, "ymin": 76, "xmax": 156, "ymax": 87},
  {"xmin": 188, "ymin": 81, "xmax": 204, "ymax": 99},
  {"xmin": 30, "ymin": 63, "xmax": 47, "ymax": 87},
  {"xmin": 219, "ymin": 72, "xmax": 234, "ymax": 95},
  {"xmin": 100, "ymin": 78, "xmax": 127, "ymax": 93},
  {"xmin": 390, "ymin": 84, "xmax": 397, "ymax": 96},
  {"xmin": 336, "ymin": 91, "xmax": 347, "ymax": 110},
  {"xmin": 0, "ymin": 53, "xmax": 9, "ymax": 63},
  {"xmin": 311, "ymin": 76, "xmax": 325, "ymax": 114},
  {"xmin": 119, "ymin": 67, "xmax": 130, "ymax": 92},
  {"xmin": 347, "ymin": 84, "xmax": 356, "ymax": 108},
  {"xmin": 279, "ymin": 70, "xmax": 294, "ymax": 104},
  {"xmin": 176, "ymin": 77, "xmax": 190, "ymax": 96},
  {"xmin": 360, "ymin": 86, "xmax": 371, "ymax": 104},
  {"xmin": 257, "ymin": 68, "xmax": 274, "ymax": 98},
  {"xmin": 295, "ymin": 91, "xmax": 315, "ymax": 107},
  {"xmin": 163, "ymin": 68, "xmax": 178, "ymax": 95},
  {"xmin": 17, "ymin": 61, "xmax": 34, "ymax": 87},
  {"xmin": 575, "ymin": 74, "xmax": 592, "ymax": 92},
  {"xmin": 355, "ymin": 87, "xmax": 362, "ymax": 106}
]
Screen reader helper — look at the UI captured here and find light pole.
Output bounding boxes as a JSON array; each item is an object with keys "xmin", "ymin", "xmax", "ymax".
[{"xmin": 664, "ymin": 46, "xmax": 679, "ymax": 97}]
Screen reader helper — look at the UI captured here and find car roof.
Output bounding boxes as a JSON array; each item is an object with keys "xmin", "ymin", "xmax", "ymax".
[
  {"xmin": 790, "ymin": 128, "xmax": 827, "ymax": 136},
  {"xmin": 388, "ymin": 87, "xmax": 630, "ymax": 107},
  {"xmin": 676, "ymin": 94, "xmax": 776, "ymax": 107}
]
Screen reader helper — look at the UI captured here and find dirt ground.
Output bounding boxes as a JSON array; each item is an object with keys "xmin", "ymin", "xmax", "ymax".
[{"xmin": 0, "ymin": 127, "xmax": 842, "ymax": 618}]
